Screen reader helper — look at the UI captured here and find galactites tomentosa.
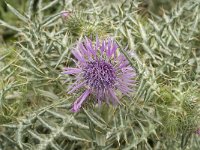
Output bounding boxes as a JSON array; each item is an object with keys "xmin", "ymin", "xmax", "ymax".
[{"xmin": 63, "ymin": 36, "xmax": 137, "ymax": 112}]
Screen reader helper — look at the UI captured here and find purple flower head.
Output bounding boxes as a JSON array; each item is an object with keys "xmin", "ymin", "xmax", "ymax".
[
  {"xmin": 63, "ymin": 37, "xmax": 136, "ymax": 112},
  {"xmin": 61, "ymin": 11, "xmax": 71, "ymax": 19},
  {"xmin": 195, "ymin": 128, "xmax": 200, "ymax": 135}
]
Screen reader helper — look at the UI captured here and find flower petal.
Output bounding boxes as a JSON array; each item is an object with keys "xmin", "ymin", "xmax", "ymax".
[
  {"xmin": 106, "ymin": 38, "xmax": 112, "ymax": 57},
  {"xmin": 68, "ymin": 81, "xmax": 86, "ymax": 94},
  {"xmin": 85, "ymin": 38, "xmax": 96, "ymax": 56},
  {"xmin": 110, "ymin": 42, "xmax": 118, "ymax": 57},
  {"xmin": 100, "ymin": 40, "xmax": 105, "ymax": 54},
  {"xmin": 72, "ymin": 50, "xmax": 85, "ymax": 63},
  {"xmin": 116, "ymin": 84, "xmax": 133, "ymax": 94},
  {"xmin": 71, "ymin": 90, "xmax": 90, "ymax": 112},
  {"xmin": 79, "ymin": 43, "xmax": 93, "ymax": 61},
  {"xmin": 95, "ymin": 35, "xmax": 100, "ymax": 51},
  {"xmin": 63, "ymin": 67, "xmax": 82, "ymax": 74},
  {"xmin": 108, "ymin": 88, "xmax": 120, "ymax": 105},
  {"xmin": 79, "ymin": 43, "xmax": 89, "ymax": 55}
]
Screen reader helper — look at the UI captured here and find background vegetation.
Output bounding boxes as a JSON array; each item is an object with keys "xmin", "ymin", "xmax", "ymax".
[{"xmin": 0, "ymin": 0, "xmax": 200, "ymax": 149}]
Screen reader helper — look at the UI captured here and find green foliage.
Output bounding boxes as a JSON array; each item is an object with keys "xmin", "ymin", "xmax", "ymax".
[
  {"xmin": 0, "ymin": 0, "xmax": 200, "ymax": 149},
  {"xmin": 0, "ymin": 0, "xmax": 27, "ymax": 42}
]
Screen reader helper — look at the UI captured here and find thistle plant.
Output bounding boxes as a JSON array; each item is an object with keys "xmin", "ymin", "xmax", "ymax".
[{"xmin": 0, "ymin": 0, "xmax": 200, "ymax": 150}]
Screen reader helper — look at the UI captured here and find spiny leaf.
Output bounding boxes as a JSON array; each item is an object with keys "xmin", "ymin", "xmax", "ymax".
[{"xmin": 6, "ymin": 3, "xmax": 29, "ymax": 23}]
